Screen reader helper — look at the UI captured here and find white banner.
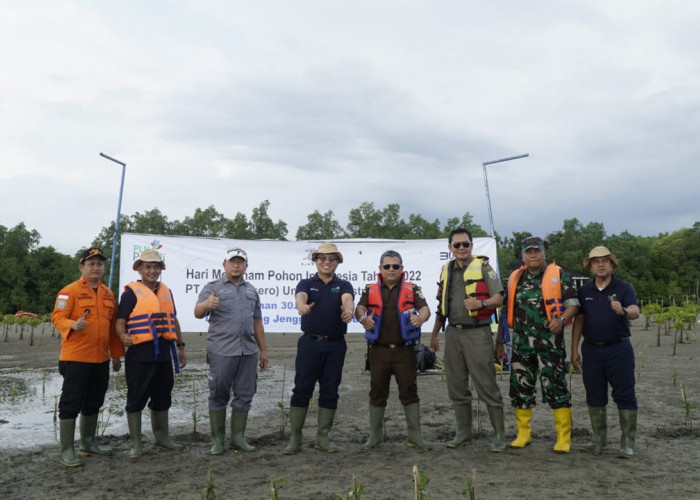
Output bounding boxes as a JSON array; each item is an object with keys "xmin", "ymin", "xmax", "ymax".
[{"xmin": 119, "ymin": 234, "xmax": 497, "ymax": 333}]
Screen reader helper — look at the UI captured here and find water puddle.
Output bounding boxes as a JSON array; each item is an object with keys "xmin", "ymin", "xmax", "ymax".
[{"xmin": 0, "ymin": 363, "xmax": 286, "ymax": 450}]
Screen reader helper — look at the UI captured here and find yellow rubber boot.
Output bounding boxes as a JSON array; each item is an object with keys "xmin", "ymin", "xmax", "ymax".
[
  {"xmin": 552, "ymin": 407, "xmax": 572, "ymax": 453},
  {"xmin": 510, "ymin": 408, "xmax": 533, "ymax": 448}
]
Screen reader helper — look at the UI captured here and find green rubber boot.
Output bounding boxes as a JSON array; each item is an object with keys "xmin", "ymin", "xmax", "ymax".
[
  {"xmin": 362, "ymin": 405, "xmax": 385, "ymax": 451},
  {"xmin": 151, "ymin": 410, "xmax": 184, "ymax": 452},
  {"xmin": 79, "ymin": 413, "xmax": 112, "ymax": 456},
  {"xmin": 582, "ymin": 406, "xmax": 607, "ymax": 455},
  {"xmin": 487, "ymin": 405, "xmax": 506, "ymax": 452},
  {"xmin": 59, "ymin": 418, "xmax": 83, "ymax": 467},
  {"xmin": 283, "ymin": 406, "xmax": 308, "ymax": 455},
  {"xmin": 127, "ymin": 411, "xmax": 144, "ymax": 459},
  {"xmin": 209, "ymin": 409, "xmax": 226, "ymax": 455},
  {"xmin": 404, "ymin": 403, "xmax": 432, "ymax": 451},
  {"xmin": 315, "ymin": 407, "xmax": 338, "ymax": 453},
  {"xmin": 618, "ymin": 409, "xmax": 637, "ymax": 458},
  {"xmin": 230, "ymin": 410, "xmax": 256, "ymax": 452},
  {"xmin": 447, "ymin": 403, "xmax": 472, "ymax": 448}
]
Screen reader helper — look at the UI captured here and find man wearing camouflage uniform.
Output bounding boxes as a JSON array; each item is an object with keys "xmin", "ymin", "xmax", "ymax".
[{"xmin": 496, "ymin": 237, "xmax": 579, "ymax": 453}]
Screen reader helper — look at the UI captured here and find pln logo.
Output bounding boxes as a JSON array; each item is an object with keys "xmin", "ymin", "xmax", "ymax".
[{"xmin": 151, "ymin": 240, "xmax": 163, "ymax": 249}]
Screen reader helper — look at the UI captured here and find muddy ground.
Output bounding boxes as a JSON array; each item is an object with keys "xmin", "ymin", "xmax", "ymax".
[{"xmin": 0, "ymin": 319, "xmax": 698, "ymax": 499}]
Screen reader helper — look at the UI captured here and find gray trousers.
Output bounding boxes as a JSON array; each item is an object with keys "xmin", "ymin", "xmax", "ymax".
[
  {"xmin": 444, "ymin": 324, "xmax": 504, "ymax": 407},
  {"xmin": 208, "ymin": 351, "xmax": 258, "ymax": 411}
]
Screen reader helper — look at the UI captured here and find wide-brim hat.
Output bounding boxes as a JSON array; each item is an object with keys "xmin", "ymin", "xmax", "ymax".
[
  {"xmin": 133, "ymin": 249, "xmax": 166, "ymax": 270},
  {"xmin": 311, "ymin": 242, "xmax": 343, "ymax": 263},
  {"xmin": 583, "ymin": 246, "xmax": 618, "ymax": 269}
]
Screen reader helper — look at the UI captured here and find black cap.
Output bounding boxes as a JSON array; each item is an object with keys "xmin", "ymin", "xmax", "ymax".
[{"xmin": 79, "ymin": 248, "xmax": 107, "ymax": 264}]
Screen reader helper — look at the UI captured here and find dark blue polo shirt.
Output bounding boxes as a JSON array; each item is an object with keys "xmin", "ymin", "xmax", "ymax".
[
  {"xmin": 578, "ymin": 275, "xmax": 637, "ymax": 342},
  {"xmin": 295, "ymin": 273, "xmax": 354, "ymax": 338}
]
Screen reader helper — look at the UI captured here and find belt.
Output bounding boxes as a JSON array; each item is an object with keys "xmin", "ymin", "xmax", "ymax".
[
  {"xmin": 450, "ymin": 323, "xmax": 488, "ymax": 330},
  {"xmin": 586, "ymin": 337, "xmax": 625, "ymax": 348},
  {"xmin": 371, "ymin": 342, "xmax": 407, "ymax": 349},
  {"xmin": 305, "ymin": 334, "xmax": 342, "ymax": 342}
]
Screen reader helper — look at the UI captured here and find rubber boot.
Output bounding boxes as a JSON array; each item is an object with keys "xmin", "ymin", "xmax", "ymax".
[
  {"xmin": 78, "ymin": 413, "xmax": 112, "ymax": 456},
  {"xmin": 315, "ymin": 407, "xmax": 338, "ymax": 453},
  {"xmin": 487, "ymin": 405, "xmax": 506, "ymax": 452},
  {"xmin": 552, "ymin": 407, "xmax": 572, "ymax": 453},
  {"xmin": 127, "ymin": 411, "xmax": 144, "ymax": 459},
  {"xmin": 209, "ymin": 409, "xmax": 226, "ymax": 455},
  {"xmin": 582, "ymin": 406, "xmax": 607, "ymax": 455},
  {"xmin": 59, "ymin": 418, "xmax": 83, "ymax": 467},
  {"xmin": 510, "ymin": 408, "xmax": 533, "ymax": 448},
  {"xmin": 618, "ymin": 409, "xmax": 637, "ymax": 458},
  {"xmin": 446, "ymin": 403, "xmax": 472, "ymax": 448},
  {"xmin": 404, "ymin": 403, "xmax": 432, "ymax": 451},
  {"xmin": 230, "ymin": 410, "xmax": 256, "ymax": 452},
  {"xmin": 362, "ymin": 405, "xmax": 385, "ymax": 451},
  {"xmin": 151, "ymin": 410, "xmax": 184, "ymax": 451},
  {"xmin": 283, "ymin": 406, "xmax": 308, "ymax": 455}
]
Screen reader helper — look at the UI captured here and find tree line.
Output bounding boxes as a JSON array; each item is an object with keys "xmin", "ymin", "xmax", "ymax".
[{"xmin": 2, "ymin": 200, "xmax": 699, "ymax": 315}]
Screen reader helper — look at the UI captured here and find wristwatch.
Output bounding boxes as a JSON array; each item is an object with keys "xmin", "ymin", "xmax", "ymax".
[
  {"xmin": 481, "ymin": 300, "xmax": 488, "ymax": 309},
  {"xmin": 176, "ymin": 342, "xmax": 186, "ymax": 348}
]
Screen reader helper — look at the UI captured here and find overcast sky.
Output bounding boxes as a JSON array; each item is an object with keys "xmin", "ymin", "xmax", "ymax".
[{"xmin": 1, "ymin": 1, "xmax": 698, "ymax": 255}]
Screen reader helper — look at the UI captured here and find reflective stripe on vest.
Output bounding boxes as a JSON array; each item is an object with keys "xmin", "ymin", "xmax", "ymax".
[
  {"xmin": 438, "ymin": 257, "xmax": 494, "ymax": 321},
  {"xmin": 506, "ymin": 262, "xmax": 571, "ymax": 328},
  {"xmin": 125, "ymin": 282, "xmax": 178, "ymax": 356},
  {"xmin": 365, "ymin": 279, "xmax": 419, "ymax": 344}
]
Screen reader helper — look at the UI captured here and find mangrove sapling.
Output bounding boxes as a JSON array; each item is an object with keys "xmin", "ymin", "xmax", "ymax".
[
  {"xmin": 672, "ymin": 369, "xmax": 678, "ymax": 386},
  {"xmin": 269, "ymin": 475, "xmax": 287, "ymax": 500},
  {"xmin": 680, "ymin": 384, "xmax": 696, "ymax": 430},
  {"xmin": 279, "ymin": 364, "xmax": 288, "ymax": 434},
  {"xmin": 201, "ymin": 469, "xmax": 216, "ymax": 500},
  {"xmin": 192, "ymin": 379, "xmax": 198, "ymax": 435},
  {"xmin": 336, "ymin": 476, "xmax": 367, "ymax": 500},
  {"xmin": 413, "ymin": 465, "xmax": 431, "ymax": 500},
  {"xmin": 461, "ymin": 469, "xmax": 477, "ymax": 499},
  {"xmin": 42, "ymin": 371, "xmax": 49, "ymax": 398}
]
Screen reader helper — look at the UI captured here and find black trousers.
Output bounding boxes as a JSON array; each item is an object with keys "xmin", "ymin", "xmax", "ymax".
[
  {"xmin": 58, "ymin": 360, "xmax": 110, "ymax": 420},
  {"xmin": 125, "ymin": 360, "xmax": 174, "ymax": 413}
]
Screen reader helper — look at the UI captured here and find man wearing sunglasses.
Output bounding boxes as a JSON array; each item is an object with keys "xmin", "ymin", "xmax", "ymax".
[
  {"xmin": 283, "ymin": 242, "xmax": 355, "ymax": 455},
  {"xmin": 430, "ymin": 228, "xmax": 506, "ymax": 452},
  {"xmin": 355, "ymin": 250, "xmax": 432, "ymax": 451}
]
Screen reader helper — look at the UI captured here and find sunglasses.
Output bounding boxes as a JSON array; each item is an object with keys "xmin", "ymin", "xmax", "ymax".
[
  {"xmin": 382, "ymin": 264, "xmax": 402, "ymax": 270},
  {"xmin": 316, "ymin": 255, "xmax": 338, "ymax": 263},
  {"xmin": 451, "ymin": 241, "xmax": 471, "ymax": 249}
]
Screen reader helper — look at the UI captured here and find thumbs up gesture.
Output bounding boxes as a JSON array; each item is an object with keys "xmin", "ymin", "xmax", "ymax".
[{"xmin": 208, "ymin": 289, "xmax": 220, "ymax": 310}]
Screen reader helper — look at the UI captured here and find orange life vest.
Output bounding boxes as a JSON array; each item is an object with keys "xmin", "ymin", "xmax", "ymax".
[
  {"xmin": 506, "ymin": 262, "xmax": 571, "ymax": 328},
  {"xmin": 125, "ymin": 282, "xmax": 178, "ymax": 348},
  {"xmin": 365, "ymin": 278, "xmax": 420, "ymax": 344},
  {"xmin": 438, "ymin": 257, "xmax": 494, "ymax": 321}
]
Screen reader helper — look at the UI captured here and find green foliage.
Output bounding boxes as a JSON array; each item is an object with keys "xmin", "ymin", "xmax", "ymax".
[
  {"xmin": 336, "ymin": 477, "xmax": 367, "ymax": 500},
  {"xmin": 269, "ymin": 476, "xmax": 287, "ymax": 500},
  {"xmin": 296, "ymin": 209, "xmax": 347, "ymax": 240}
]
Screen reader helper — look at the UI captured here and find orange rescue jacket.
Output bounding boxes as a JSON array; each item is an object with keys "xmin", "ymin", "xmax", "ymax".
[
  {"xmin": 125, "ymin": 282, "xmax": 178, "ymax": 346},
  {"xmin": 506, "ymin": 262, "xmax": 571, "ymax": 328},
  {"xmin": 51, "ymin": 278, "xmax": 124, "ymax": 363},
  {"xmin": 365, "ymin": 278, "xmax": 421, "ymax": 344}
]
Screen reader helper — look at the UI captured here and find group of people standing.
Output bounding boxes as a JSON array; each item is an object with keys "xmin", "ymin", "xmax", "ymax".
[{"xmin": 51, "ymin": 229, "xmax": 639, "ymax": 466}]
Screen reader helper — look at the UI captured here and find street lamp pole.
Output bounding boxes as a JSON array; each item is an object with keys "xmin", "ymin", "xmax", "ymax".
[
  {"xmin": 99, "ymin": 152, "xmax": 126, "ymax": 290},
  {"xmin": 482, "ymin": 153, "xmax": 529, "ymax": 238}
]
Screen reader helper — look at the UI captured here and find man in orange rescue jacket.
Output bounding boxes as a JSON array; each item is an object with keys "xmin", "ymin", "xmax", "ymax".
[
  {"xmin": 51, "ymin": 247, "xmax": 125, "ymax": 467},
  {"xmin": 116, "ymin": 249, "xmax": 187, "ymax": 459}
]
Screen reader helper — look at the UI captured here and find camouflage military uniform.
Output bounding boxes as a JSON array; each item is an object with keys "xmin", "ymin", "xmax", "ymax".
[{"xmin": 508, "ymin": 265, "xmax": 579, "ymax": 409}]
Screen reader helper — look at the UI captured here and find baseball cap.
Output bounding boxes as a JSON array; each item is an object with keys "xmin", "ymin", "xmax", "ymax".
[
  {"xmin": 521, "ymin": 237, "xmax": 545, "ymax": 252},
  {"xmin": 79, "ymin": 248, "xmax": 107, "ymax": 264},
  {"xmin": 225, "ymin": 247, "xmax": 248, "ymax": 262}
]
